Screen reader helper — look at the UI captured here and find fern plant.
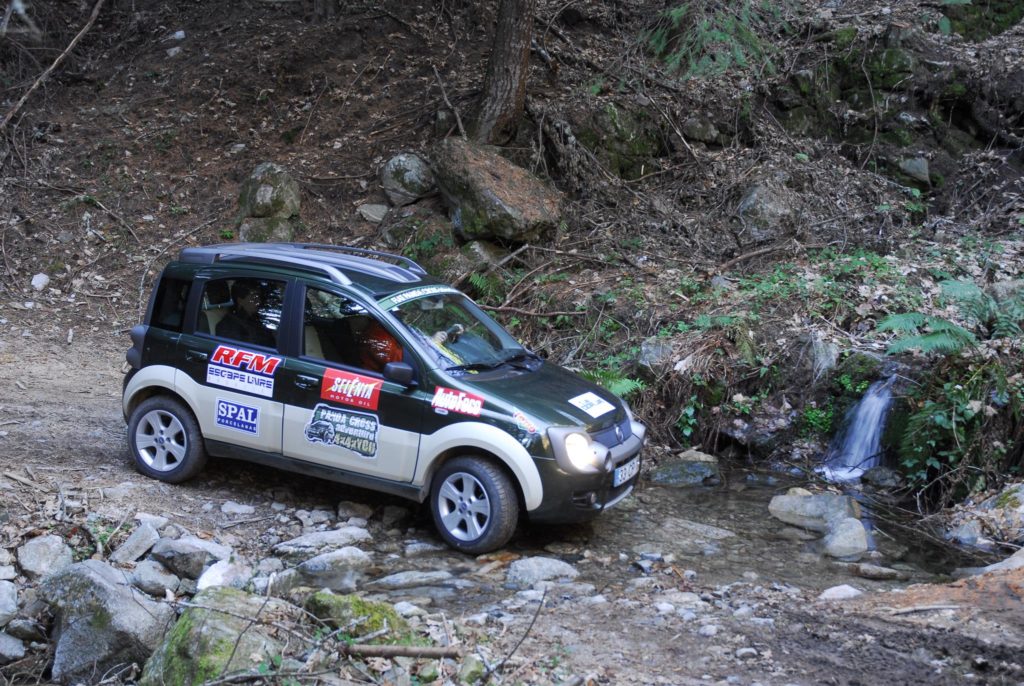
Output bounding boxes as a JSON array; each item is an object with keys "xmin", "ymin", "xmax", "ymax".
[
  {"xmin": 579, "ymin": 369, "xmax": 647, "ymax": 399},
  {"xmin": 647, "ymin": 1, "xmax": 790, "ymax": 81},
  {"xmin": 877, "ymin": 312, "xmax": 977, "ymax": 354}
]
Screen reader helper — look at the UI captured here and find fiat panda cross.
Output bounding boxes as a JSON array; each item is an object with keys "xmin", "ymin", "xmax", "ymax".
[{"xmin": 123, "ymin": 243, "xmax": 646, "ymax": 553}]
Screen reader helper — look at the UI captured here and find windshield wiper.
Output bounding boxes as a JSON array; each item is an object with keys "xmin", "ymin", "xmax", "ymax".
[
  {"xmin": 446, "ymin": 361, "xmax": 504, "ymax": 373},
  {"xmin": 499, "ymin": 350, "xmax": 542, "ymax": 369}
]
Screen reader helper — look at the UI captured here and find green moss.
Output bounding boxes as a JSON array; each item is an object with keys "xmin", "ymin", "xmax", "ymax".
[
  {"xmin": 866, "ymin": 48, "xmax": 916, "ymax": 89},
  {"xmin": 944, "ymin": 82, "xmax": 967, "ymax": 99},
  {"xmin": 994, "ymin": 489, "xmax": 1021, "ymax": 510},
  {"xmin": 833, "ymin": 27, "xmax": 858, "ymax": 50},
  {"xmin": 943, "ymin": 1, "xmax": 1024, "ymax": 41},
  {"xmin": 306, "ymin": 591, "xmax": 409, "ymax": 639}
]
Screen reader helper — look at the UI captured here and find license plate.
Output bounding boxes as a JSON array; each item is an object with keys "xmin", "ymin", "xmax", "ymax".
[{"xmin": 613, "ymin": 457, "xmax": 640, "ymax": 487}]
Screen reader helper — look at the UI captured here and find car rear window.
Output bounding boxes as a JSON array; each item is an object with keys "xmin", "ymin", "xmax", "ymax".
[{"xmin": 151, "ymin": 277, "xmax": 191, "ymax": 332}]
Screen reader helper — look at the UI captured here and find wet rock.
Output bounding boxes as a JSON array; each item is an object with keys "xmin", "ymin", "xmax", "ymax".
[
  {"xmin": 17, "ymin": 534, "xmax": 73, "ymax": 579},
  {"xmin": 368, "ymin": 570, "xmax": 453, "ymax": 590},
  {"xmin": 404, "ymin": 540, "xmax": 445, "ymax": 557},
  {"xmin": 862, "ymin": 466, "xmax": 902, "ymax": 490},
  {"xmin": 768, "ymin": 494, "xmax": 861, "ymax": 533},
  {"xmin": 649, "ymin": 449, "xmax": 720, "ymax": 487},
  {"xmin": 272, "ymin": 526, "xmax": 372, "ymax": 557},
  {"xmin": 150, "ymin": 536, "xmax": 229, "ymax": 579},
  {"xmin": 141, "ymin": 587, "xmax": 302, "ymax": 686},
  {"xmin": 0, "ymin": 632, "xmax": 25, "ymax": 664},
  {"xmin": 824, "ymin": 517, "xmax": 869, "ymax": 559},
  {"xmin": 507, "ymin": 557, "xmax": 579, "ymax": 586},
  {"xmin": 432, "ymin": 137, "xmax": 563, "ymax": 242},
  {"xmin": 357, "ymin": 203, "xmax": 390, "ymax": 223},
  {"xmin": 130, "ymin": 560, "xmax": 180, "ymax": 597},
  {"xmin": 853, "ymin": 563, "xmax": 908, "ymax": 581},
  {"xmin": 197, "ymin": 558, "xmax": 253, "ymax": 591},
  {"xmin": 42, "ymin": 560, "xmax": 175, "ymax": 684},
  {"xmin": 0, "ymin": 581, "xmax": 16, "ymax": 626},
  {"xmin": 109, "ymin": 523, "xmax": 160, "ymax": 564},
  {"xmin": 818, "ymin": 584, "xmax": 862, "ymax": 600},
  {"xmin": 381, "ymin": 153, "xmax": 435, "ymax": 206},
  {"xmin": 295, "ymin": 547, "xmax": 372, "ymax": 592}
]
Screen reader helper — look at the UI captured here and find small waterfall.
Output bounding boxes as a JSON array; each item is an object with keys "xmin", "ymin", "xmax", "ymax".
[{"xmin": 820, "ymin": 377, "xmax": 895, "ymax": 482}]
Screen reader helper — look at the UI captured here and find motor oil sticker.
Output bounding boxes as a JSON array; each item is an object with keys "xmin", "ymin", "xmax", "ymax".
[
  {"xmin": 215, "ymin": 398, "xmax": 259, "ymax": 436},
  {"xmin": 431, "ymin": 387, "xmax": 484, "ymax": 416},
  {"xmin": 568, "ymin": 391, "xmax": 615, "ymax": 418},
  {"xmin": 321, "ymin": 369, "xmax": 382, "ymax": 410},
  {"xmin": 207, "ymin": 345, "xmax": 281, "ymax": 398},
  {"xmin": 304, "ymin": 403, "xmax": 379, "ymax": 458}
]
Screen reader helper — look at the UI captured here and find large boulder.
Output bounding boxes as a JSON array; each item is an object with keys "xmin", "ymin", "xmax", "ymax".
[
  {"xmin": 734, "ymin": 178, "xmax": 802, "ymax": 247},
  {"xmin": 431, "ymin": 137, "xmax": 563, "ymax": 242},
  {"xmin": 507, "ymin": 557, "xmax": 579, "ymax": 587},
  {"xmin": 141, "ymin": 587, "xmax": 303, "ymax": 686},
  {"xmin": 16, "ymin": 534, "xmax": 73, "ymax": 579},
  {"xmin": 0, "ymin": 581, "xmax": 16, "ymax": 626},
  {"xmin": 305, "ymin": 590, "xmax": 408, "ymax": 636},
  {"xmin": 823, "ymin": 517, "xmax": 869, "ymax": 559},
  {"xmin": 768, "ymin": 493, "xmax": 861, "ymax": 533},
  {"xmin": 272, "ymin": 526, "xmax": 372, "ymax": 558},
  {"xmin": 150, "ymin": 536, "xmax": 231, "ymax": 580},
  {"xmin": 648, "ymin": 449, "xmax": 720, "ymax": 487},
  {"xmin": 381, "ymin": 152, "xmax": 436, "ymax": 206},
  {"xmin": 41, "ymin": 560, "xmax": 175, "ymax": 684},
  {"xmin": 236, "ymin": 162, "xmax": 303, "ymax": 242}
]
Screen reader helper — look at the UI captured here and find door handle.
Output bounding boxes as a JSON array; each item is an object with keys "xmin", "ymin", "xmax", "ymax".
[
  {"xmin": 294, "ymin": 374, "xmax": 320, "ymax": 389},
  {"xmin": 186, "ymin": 350, "xmax": 209, "ymax": 362}
]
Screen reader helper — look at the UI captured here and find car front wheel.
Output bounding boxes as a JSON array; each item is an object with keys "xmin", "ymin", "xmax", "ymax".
[
  {"xmin": 430, "ymin": 456, "xmax": 519, "ymax": 554},
  {"xmin": 127, "ymin": 396, "xmax": 207, "ymax": 483}
]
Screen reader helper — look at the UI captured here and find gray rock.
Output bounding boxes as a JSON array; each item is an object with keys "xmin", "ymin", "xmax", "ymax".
[
  {"xmin": 637, "ymin": 336, "xmax": 675, "ymax": 380},
  {"xmin": 947, "ymin": 519, "xmax": 986, "ymax": 548},
  {"xmin": 0, "ymin": 550, "xmax": 10, "ymax": 566},
  {"xmin": 256, "ymin": 557, "xmax": 285, "ymax": 574},
  {"xmin": 381, "ymin": 153, "xmax": 436, "ymax": 206},
  {"xmin": 30, "ymin": 273, "xmax": 49, "ymax": 291},
  {"xmin": 862, "ymin": 466, "xmax": 902, "ymax": 490},
  {"xmin": 272, "ymin": 526, "xmax": 372, "ymax": 557},
  {"xmin": 768, "ymin": 494, "xmax": 861, "ymax": 533},
  {"xmin": 824, "ymin": 517, "xmax": 869, "ymax": 559},
  {"xmin": 238, "ymin": 162, "xmax": 300, "ymax": 219},
  {"xmin": 649, "ymin": 449, "xmax": 720, "ymax": 487},
  {"xmin": 432, "ymin": 137, "xmax": 563, "ymax": 242},
  {"xmin": 41, "ymin": 560, "xmax": 175, "ymax": 684},
  {"xmin": 196, "ymin": 559, "xmax": 253, "ymax": 591},
  {"xmin": 899, "ymin": 157, "xmax": 930, "ymax": 184},
  {"xmin": 507, "ymin": 557, "xmax": 579, "ymax": 586},
  {"xmin": 109, "ymin": 523, "xmax": 160, "ymax": 564},
  {"xmin": 220, "ymin": 501, "xmax": 255, "ymax": 516},
  {"xmin": 817, "ymin": 584, "xmax": 862, "ymax": 600},
  {"xmin": 393, "ymin": 601, "xmax": 427, "ymax": 617},
  {"xmin": 357, "ymin": 203, "xmax": 390, "ymax": 223},
  {"xmin": 131, "ymin": 560, "xmax": 180, "ymax": 597},
  {"xmin": 955, "ymin": 547, "xmax": 1024, "ymax": 577},
  {"xmin": 681, "ymin": 115, "xmax": 720, "ymax": 144},
  {"xmin": 381, "ymin": 505, "xmax": 411, "ymax": 529},
  {"xmin": 149, "ymin": 536, "xmax": 231, "ymax": 579},
  {"xmin": 459, "ymin": 240, "xmax": 507, "ymax": 273},
  {"xmin": 141, "ymin": 587, "xmax": 302, "ymax": 686},
  {"xmin": 17, "ymin": 534, "xmax": 73, "ymax": 579},
  {"xmin": 294, "ymin": 547, "xmax": 372, "ymax": 592},
  {"xmin": 698, "ymin": 624, "xmax": 719, "ymax": 637},
  {"xmin": 854, "ymin": 563, "xmax": 907, "ymax": 581},
  {"xmin": 0, "ymin": 581, "xmax": 16, "ymax": 626},
  {"xmin": 337, "ymin": 501, "xmax": 374, "ymax": 519},
  {"xmin": 368, "ymin": 570, "xmax": 453, "ymax": 590},
  {"xmin": 4, "ymin": 618, "xmax": 45, "ymax": 642},
  {"xmin": 0, "ymin": 632, "xmax": 25, "ymax": 664},
  {"xmin": 404, "ymin": 541, "xmax": 446, "ymax": 557},
  {"xmin": 735, "ymin": 180, "xmax": 800, "ymax": 245}
]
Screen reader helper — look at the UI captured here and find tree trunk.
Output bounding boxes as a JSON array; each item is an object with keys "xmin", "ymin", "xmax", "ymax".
[{"xmin": 474, "ymin": 0, "xmax": 536, "ymax": 144}]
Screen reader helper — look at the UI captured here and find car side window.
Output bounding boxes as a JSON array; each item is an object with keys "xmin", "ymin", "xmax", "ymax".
[
  {"xmin": 151, "ymin": 276, "xmax": 190, "ymax": 332},
  {"xmin": 304, "ymin": 288, "xmax": 402, "ymax": 374},
  {"xmin": 201, "ymin": 277, "xmax": 285, "ymax": 349}
]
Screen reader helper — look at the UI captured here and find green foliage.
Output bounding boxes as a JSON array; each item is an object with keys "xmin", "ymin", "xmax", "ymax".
[
  {"xmin": 801, "ymin": 402, "xmax": 833, "ymax": 437},
  {"xmin": 878, "ymin": 312, "xmax": 977, "ymax": 354},
  {"xmin": 219, "ymin": 229, "xmax": 234, "ymax": 240},
  {"xmin": 467, "ymin": 271, "xmax": 505, "ymax": 305},
  {"xmin": 579, "ymin": 369, "xmax": 647, "ymax": 399},
  {"xmin": 676, "ymin": 394, "xmax": 701, "ymax": 438},
  {"xmin": 647, "ymin": 1, "xmax": 790, "ymax": 81},
  {"xmin": 836, "ymin": 373, "xmax": 869, "ymax": 395}
]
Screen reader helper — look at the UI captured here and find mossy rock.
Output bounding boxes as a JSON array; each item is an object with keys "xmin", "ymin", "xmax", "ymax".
[
  {"xmin": 834, "ymin": 353, "xmax": 884, "ymax": 391},
  {"xmin": 833, "ymin": 27, "xmax": 859, "ymax": 51},
  {"xmin": 943, "ymin": 0, "xmax": 1024, "ymax": 41},
  {"xmin": 305, "ymin": 590, "xmax": 408, "ymax": 639},
  {"xmin": 237, "ymin": 162, "xmax": 301, "ymax": 219},
  {"xmin": 237, "ymin": 215, "xmax": 303, "ymax": 243},
  {"xmin": 574, "ymin": 102, "xmax": 666, "ymax": 180},
  {"xmin": 141, "ymin": 587, "xmax": 303, "ymax": 686},
  {"xmin": 866, "ymin": 48, "xmax": 917, "ymax": 90}
]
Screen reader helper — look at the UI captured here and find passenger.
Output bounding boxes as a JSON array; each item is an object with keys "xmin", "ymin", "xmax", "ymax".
[
  {"xmin": 217, "ymin": 281, "xmax": 275, "ymax": 347},
  {"xmin": 359, "ymin": 320, "xmax": 403, "ymax": 372}
]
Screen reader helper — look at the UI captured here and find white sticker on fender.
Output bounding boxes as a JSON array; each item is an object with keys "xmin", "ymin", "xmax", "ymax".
[{"xmin": 568, "ymin": 391, "xmax": 615, "ymax": 418}]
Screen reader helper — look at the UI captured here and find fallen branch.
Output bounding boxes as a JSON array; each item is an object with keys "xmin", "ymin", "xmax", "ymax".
[
  {"xmin": 0, "ymin": 0, "xmax": 107, "ymax": 133},
  {"xmin": 342, "ymin": 644, "xmax": 462, "ymax": 658},
  {"xmin": 433, "ymin": 64, "xmax": 467, "ymax": 138},
  {"xmin": 890, "ymin": 604, "xmax": 961, "ymax": 616},
  {"xmin": 480, "ymin": 305, "xmax": 584, "ymax": 318}
]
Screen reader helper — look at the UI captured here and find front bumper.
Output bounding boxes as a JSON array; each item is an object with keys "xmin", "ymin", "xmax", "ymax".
[{"xmin": 527, "ymin": 422, "xmax": 645, "ymax": 524}]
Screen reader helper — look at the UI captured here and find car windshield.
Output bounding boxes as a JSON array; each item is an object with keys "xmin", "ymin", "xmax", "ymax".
[{"xmin": 384, "ymin": 290, "xmax": 535, "ymax": 375}]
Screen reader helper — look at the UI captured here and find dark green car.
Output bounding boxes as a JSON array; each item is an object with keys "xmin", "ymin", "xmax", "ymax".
[{"xmin": 123, "ymin": 243, "xmax": 646, "ymax": 553}]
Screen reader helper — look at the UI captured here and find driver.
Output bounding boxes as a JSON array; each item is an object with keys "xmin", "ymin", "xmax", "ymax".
[{"xmin": 359, "ymin": 320, "xmax": 402, "ymax": 372}]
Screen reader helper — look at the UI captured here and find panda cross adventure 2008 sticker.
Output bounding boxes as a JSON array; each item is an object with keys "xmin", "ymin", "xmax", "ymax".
[{"xmin": 304, "ymin": 403, "xmax": 379, "ymax": 458}]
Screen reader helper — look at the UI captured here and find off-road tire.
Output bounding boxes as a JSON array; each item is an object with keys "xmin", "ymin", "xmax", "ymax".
[
  {"xmin": 430, "ymin": 456, "xmax": 519, "ymax": 554},
  {"xmin": 127, "ymin": 396, "xmax": 207, "ymax": 483}
]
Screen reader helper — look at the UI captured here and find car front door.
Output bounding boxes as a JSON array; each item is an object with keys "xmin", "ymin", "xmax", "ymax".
[
  {"xmin": 176, "ymin": 271, "xmax": 288, "ymax": 454},
  {"xmin": 278, "ymin": 284, "xmax": 424, "ymax": 481}
]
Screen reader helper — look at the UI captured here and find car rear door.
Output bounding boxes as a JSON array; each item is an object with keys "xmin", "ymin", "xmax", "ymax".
[
  {"xmin": 277, "ymin": 283, "xmax": 424, "ymax": 481},
  {"xmin": 176, "ymin": 269, "xmax": 288, "ymax": 454}
]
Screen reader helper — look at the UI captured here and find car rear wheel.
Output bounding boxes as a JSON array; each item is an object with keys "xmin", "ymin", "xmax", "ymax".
[
  {"xmin": 128, "ymin": 396, "xmax": 207, "ymax": 483},
  {"xmin": 430, "ymin": 456, "xmax": 519, "ymax": 554}
]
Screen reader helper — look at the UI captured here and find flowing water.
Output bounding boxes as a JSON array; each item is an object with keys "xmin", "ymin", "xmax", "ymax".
[{"xmin": 820, "ymin": 377, "xmax": 896, "ymax": 482}]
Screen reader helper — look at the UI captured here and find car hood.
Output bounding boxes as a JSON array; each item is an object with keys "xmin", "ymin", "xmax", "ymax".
[{"xmin": 459, "ymin": 362, "xmax": 628, "ymax": 431}]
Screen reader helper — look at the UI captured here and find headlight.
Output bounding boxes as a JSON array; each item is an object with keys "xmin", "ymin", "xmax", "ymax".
[{"xmin": 548, "ymin": 427, "xmax": 610, "ymax": 474}]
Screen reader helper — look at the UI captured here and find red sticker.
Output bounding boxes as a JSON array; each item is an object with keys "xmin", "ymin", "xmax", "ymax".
[
  {"xmin": 321, "ymin": 369, "xmax": 383, "ymax": 410},
  {"xmin": 211, "ymin": 345, "xmax": 282, "ymax": 376},
  {"xmin": 431, "ymin": 387, "xmax": 484, "ymax": 416}
]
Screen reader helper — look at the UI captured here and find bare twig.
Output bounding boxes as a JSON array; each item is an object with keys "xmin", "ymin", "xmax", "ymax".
[
  {"xmin": 480, "ymin": 587, "xmax": 547, "ymax": 684},
  {"xmin": 433, "ymin": 64, "xmax": 467, "ymax": 138},
  {"xmin": 342, "ymin": 644, "xmax": 462, "ymax": 658},
  {"xmin": 480, "ymin": 305, "xmax": 584, "ymax": 318},
  {"xmin": 137, "ymin": 219, "xmax": 217, "ymax": 316},
  {"xmin": 0, "ymin": 0, "xmax": 108, "ymax": 133}
]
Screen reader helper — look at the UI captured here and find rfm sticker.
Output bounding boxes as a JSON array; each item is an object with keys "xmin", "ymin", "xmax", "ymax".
[
  {"xmin": 320, "ymin": 369, "xmax": 382, "ymax": 411},
  {"xmin": 207, "ymin": 345, "xmax": 282, "ymax": 398},
  {"xmin": 431, "ymin": 387, "xmax": 484, "ymax": 416}
]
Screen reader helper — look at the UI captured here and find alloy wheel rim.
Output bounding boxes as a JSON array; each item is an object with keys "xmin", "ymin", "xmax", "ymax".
[
  {"xmin": 134, "ymin": 409, "xmax": 187, "ymax": 472},
  {"xmin": 437, "ymin": 471, "xmax": 491, "ymax": 541}
]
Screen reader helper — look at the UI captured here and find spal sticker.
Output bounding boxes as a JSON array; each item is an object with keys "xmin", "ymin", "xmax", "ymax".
[{"xmin": 568, "ymin": 391, "xmax": 615, "ymax": 418}]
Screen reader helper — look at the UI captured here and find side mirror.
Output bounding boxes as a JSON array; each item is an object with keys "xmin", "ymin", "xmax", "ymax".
[{"xmin": 383, "ymin": 361, "xmax": 415, "ymax": 386}]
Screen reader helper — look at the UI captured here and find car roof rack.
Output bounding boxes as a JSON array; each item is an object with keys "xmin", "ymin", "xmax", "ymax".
[{"xmin": 179, "ymin": 243, "xmax": 428, "ymax": 286}]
